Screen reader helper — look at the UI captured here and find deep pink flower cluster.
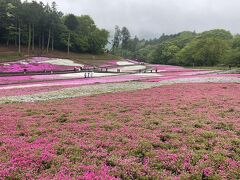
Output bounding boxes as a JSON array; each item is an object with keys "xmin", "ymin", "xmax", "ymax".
[
  {"xmin": 0, "ymin": 83, "xmax": 239, "ymax": 179},
  {"xmin": 0, "ymin": 63, "xmax": 76, "ymax": 73},
  {"xmin": 0, "ymin": 57, "xmax": 81, "ymax": 73}
]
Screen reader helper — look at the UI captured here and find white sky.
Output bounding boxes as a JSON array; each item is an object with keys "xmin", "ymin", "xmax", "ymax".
[{"xmin": 36, "ymin": 0, "xmax": 240, "ymax": 39}]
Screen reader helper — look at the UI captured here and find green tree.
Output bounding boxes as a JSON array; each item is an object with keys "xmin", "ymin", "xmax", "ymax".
[
  {"xmin": 152, "ymin": 42, "xmax": 180, "ymax": 64},
  {"xmin": 111, "ymin": 25, "xmax": 122, "ymax": 53},
  {"xmin": 232, "ymin": 35, "xmax": 240, "ymax": 49},
  {"xmin": 222, "ymin": 48, "xmax": 240, "ymax": 66},
  {"xmin": 88, "ymin": 29, "xmax": 109, "ymax": 54},
  {"xmin": 121, "ymin": 27, "xmax": 130, "ymax": 50},
  {"xmin": 0, "ymin": 1, "xmax": 18, "ymax": 46},
  {"xmin": 0, "ymin": 1, "xmax": 109, "ymax": 55},
  {"xmin": 177, "ymin": 37, "xmax": 230, "ymax": 66},
  {"xmin": 64, "ymin": 14, "xmax": 79, "ymax": 55},
  {"xmin": 77, "ymin": 15, "xmax": 96, "ymax": 36},
  {"xmin": 201, "ymin": 29, "xmax": 233, "ymax": 40}
]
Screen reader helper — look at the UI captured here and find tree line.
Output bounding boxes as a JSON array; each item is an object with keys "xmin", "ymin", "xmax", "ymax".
[
  {"xmin": 111, "ymin": 27, "xmax": 240, "ymax": 67},
  {"xmin": 0, "ymin": 0, "xmax": 109, "ymax": 54}
]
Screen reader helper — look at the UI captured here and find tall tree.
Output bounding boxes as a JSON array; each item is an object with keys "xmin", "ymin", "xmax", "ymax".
[
  {"xmin": 88, "ymin": 29, "xmax": 109, "ymax": 54},
  {"xmin": 121, "ymin": 27, "xmax": 130, "ymax": 50},
  {"xmin": 21, "ymin": 1, "xmax": 35, "ymax": 55},
  {"xmin": 0, "ymin": 1, "xmax": 109, "ymax": 55},
  {"xmin": 64, "ymin": 14, "xmax": 79, "ymax": 55},
  {"xmin": 152, "ymin": 42, "xmax": 180, "ymax": 64},
  {"xmin": 0, "ymin": 1, "xmax": 17, "ymax": 46},
  {"xmin": 111, "ymin": 25, "xmax": 121, "ymax": 53}
]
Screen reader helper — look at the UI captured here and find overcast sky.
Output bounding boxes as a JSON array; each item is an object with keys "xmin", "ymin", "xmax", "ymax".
[{"xmin": 37, "ymin": 0, "xmax": 240, "ymax": 39}]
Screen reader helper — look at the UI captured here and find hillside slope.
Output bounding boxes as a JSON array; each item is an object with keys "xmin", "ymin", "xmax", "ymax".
[{"xmin": 0, "ymin": 46, "xmax": 120, "ymax": 66}]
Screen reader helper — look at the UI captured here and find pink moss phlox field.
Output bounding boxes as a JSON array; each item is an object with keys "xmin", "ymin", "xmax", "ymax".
[
  {"xmin": 0, "ymin": 85, "xmax": 82, "ymax": 97},
  {"xmin": 0, "ymin": 74, "xmax": 155, "ymax": 90},
  {"xmin": 0, "ymin": 71, "xmax": 239, "ymax": 90},
  {"xmin": 0, "ymin": 63, "xmax": 75, "ymax": 73},
  {"xmin": 0, "ymin": 57, "xmax": 81, "ymax": 73},
  {"xmin": 142, "ymin": 72, "xmax": 240, "ymax": 82},
  {"xmin": 0, "ymin": 74, "xmax": 72, "ymax": 85},
  {"xmin": 0, "ymin": 83, "xmax": 239, "ymax": 179},
  {"xmin": 0, "ymin": 68, "xmax": 216, "ymax": 85}
]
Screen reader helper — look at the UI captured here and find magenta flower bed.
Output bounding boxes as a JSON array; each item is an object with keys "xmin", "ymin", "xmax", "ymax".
[
  {"xmin": 0, "ymin": 83, "xmax": 239, "ymax": 178},
  {"xmin": 0, "ymin": 74, "xmax": 154, "ymax": 90},
  {"xmin": 0, "ymin": 76, "xmax": 34, "ymax": 84},
  {"xmin": 0, "ymin": 70, "xmax": 239, "ymax": 89},
  {"xmin": 0, "ymin": 63, "xmax": 78, "ymax": 73},
  {"xmin": 0, "ymin": 57, "xmax": 81, "ymax": 73}
]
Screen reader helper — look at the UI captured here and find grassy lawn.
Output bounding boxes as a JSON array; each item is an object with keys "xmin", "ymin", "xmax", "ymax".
[{"xmin": 0, "ymin": 53, "xmax": 24, "ymax": 62}]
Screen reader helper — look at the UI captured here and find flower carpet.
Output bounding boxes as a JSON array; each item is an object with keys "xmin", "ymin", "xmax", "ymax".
[
  {"xmin": 0, "ymin": 57, "xmax": 84, "ymax": 73},
  {"xmin": 0, "ymin": 58, "xmax": 239, "ymax": 179},
  {"xmin": 0, "ymin": 83, "xmax": 239, "ymax": 179}
]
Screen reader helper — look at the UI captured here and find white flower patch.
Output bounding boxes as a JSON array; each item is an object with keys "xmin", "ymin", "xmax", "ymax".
[
  {"xmin": 116, "ymin": 61, "xmax": 134, "ymax": 66},
  {"xmin": 40, "ymin": 59, "xmax": 84, "ymax": 67},
  {"xmin": 19, "ymin": 61, "xmax": 29, "ymax": 65},
  {"xmin": 110, "ymin": 65, "xmax": 146, "ymax": 72},
  {"xmin": 133, "ymin": 73, "xmax": 162, "ymax": 77}
]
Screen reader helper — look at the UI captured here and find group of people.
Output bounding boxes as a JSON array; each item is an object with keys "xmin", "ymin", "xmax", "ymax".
[
  {"xmin": 74, "ymin": 67, "xmax": 83, "ymax": 72},
  {"xmin": 84, "ymin": 71, "xmax": 94, "ymax": 78}
]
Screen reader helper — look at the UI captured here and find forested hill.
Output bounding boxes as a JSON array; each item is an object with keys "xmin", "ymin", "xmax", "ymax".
[
  {"xmin": 0, "ymin": 0, "xmax": 109, "ymax": 55},
  {"xmin": 111, "ymin": 27, "xmax": 240, "ymax": 67}
]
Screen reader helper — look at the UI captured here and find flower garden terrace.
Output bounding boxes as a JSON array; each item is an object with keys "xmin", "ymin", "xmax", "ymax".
[
  {"xmin": 0, "ymin": 57, "xmax": 239, "ymax": 179},
  {"xmin": 0, "ymin": 56, "xmax": 237, "ymax": 88}
]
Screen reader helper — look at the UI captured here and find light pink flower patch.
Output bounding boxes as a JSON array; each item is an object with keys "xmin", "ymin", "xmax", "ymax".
[
  {"xmin": 0, "ymin": 85, "xmax": 81, "ymax": 97},
  {"xmin": 0, "ymin": 83, "xmax": 239, "ymax": 178},
  {"xmin": 0, "ymin": 74, "xmax": 157, "ymax": 89},
  {"xmin": 142, "ymin": 72, "xmax": 240, "ymax": 82}
]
